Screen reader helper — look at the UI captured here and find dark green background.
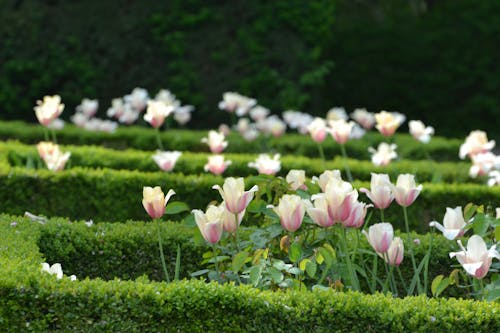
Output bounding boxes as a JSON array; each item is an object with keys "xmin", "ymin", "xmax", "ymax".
[{"xmin": 1, "ymin": 0, "xmax": 499, "ymax": 139}]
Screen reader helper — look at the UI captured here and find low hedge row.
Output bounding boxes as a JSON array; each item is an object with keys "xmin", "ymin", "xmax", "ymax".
[
  {"xmin": 0, "ymin": 216, "xmax": 498, "ymax": 332},
  {"xmin": 3, "ymin": 141, "xmax": 477, "ymax": 184},
  {"xmin": 0, "ymin": 120, "xmax": 463, "ymax": 161},
  {"xmin": 0, "ymin": 163, "xmax": 498, "ymax": 232}
]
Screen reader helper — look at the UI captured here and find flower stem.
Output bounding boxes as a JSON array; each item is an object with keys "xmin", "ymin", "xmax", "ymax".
[
  {"xmin": 43, "ymin": 128, "xmax": 50, "ymax": 141},
  {"xmin": 340, "ymin": 144, "xmax": 353, "ymax": 182},
  {"xmin": 341, "ymin": 227, "xmax": 359, "ymax": 290},
  {"xmin": 155, "ymin": 127, "xmax": 164, "ymax": 150},
  {"xmin": 51, "ymin": 129, "xmax": 57, "ymax": 144},
  {"xmin": 423, "ymin": 228, "xmax": 434, "ymax": 295},
  {"xmin": 380, "ymin": 208, "xmax": 385, "ymax": 222},
  {"xmin": 212, "ymin": 243, "xmax": 219, "ymax": 279},
  {"xmin": 317, "ymin": 143, "xmax": 326, "ymax": 170},
  {"xmin": 403, "ymin": 205, "xmax": 420, "ymax": 294},
  {"xmin": 233, "ymin": 213, "xmax": 241, "ymax": 252},
  {"xmin": 155, "ymin": 218, "xmax": 170, "ymax": 282}
]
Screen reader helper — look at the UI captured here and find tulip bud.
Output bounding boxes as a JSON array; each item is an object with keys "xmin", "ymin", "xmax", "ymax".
[
  {"xmin": 392, "ymin": 174, "xmax": 422, "ymax": 207},
  {"xmin": 270, "ymin": 194, "xmax": 306, "ymax": 232},
  {"xmin": 384, "ymin": 237, "xmax": 404, "ymax": 266},
  {"xmin": 363, "ymin": 223, "xmax": 394, "ymax": 254},
  {"xmin": 142, "ymin": 186, "xmax": 176, "ymax": 219},
  {"xmin": 212, "ymin": 177, "xmax": 258, "ymax": 214},
  {"xmin": 192, "ymin": 205, "xmax": 224, "ymax": 244}
]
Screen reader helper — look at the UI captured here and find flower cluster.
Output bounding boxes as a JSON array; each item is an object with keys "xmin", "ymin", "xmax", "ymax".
[{"xmin": 459, "ymin": 130, "xmax": 499, "ymax": 186}]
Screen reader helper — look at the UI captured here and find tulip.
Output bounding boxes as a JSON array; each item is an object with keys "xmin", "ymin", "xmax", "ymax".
[
  {"xmin": 270, "ymin": 194, "xmax": 306, "ymax": 232},
  {"xmin": 248, "ymin": 154, "xmax": 281, "ymax": 175},
  {"xmin": 204, "ymin": 155, "xmax": 232, "ymax": 175},
  {"xmin": 341, "ymin": 200, "xmax": 371, "ymax": 229},
  {"xmin": 449, "ymin": 235, "xmax": 499, "ymax": 279},
  {"xmin": 306, "ymin": 118, "xmax": 328, "ymax": 143},
  {"xmin": 107, "ymin": 98, "xmax": 126, "ymax": 119},
  {"xmin": 363, "ymin": 222, "xmax": 394, "ymax": 253},
  {"xmin": 392, "ymin": 174, "xmax": 422, "ymax": 207},
  {"xmin": 429, "ymin": 207, "xmax": 467, "ymax": 240},
  {"xmin": 326, "ymin": 107, "xmax": 348, "ymax": 121},
  {"xmin": 249, "ymin": 105, "xmax": 270, "ymax": 122},
  {"xmin": 256, "ymin": 115, "xmax": 287, "ymax": 137},
  {"xmin": 144, "ymin": 100, "xmax": 174, "ymax": 128},
  {"xmin": 368, "ymin": 143, "xmax": 398, "ymax": 166},
  {"xmin": 201, "ymin": 130, "xmax": 228, "ymax": 154},
  {"xmin": 328, "ymin": 119, "xmax": 355, "ymax": 145},
  {"xmin": 384, "ymin": 237, "xmax": 404, "ymax": 266},
  {"xmin": 374, "ymin": 111, "xmax": 405, "ymax": 137},
  {"xmin": 212, "ymin": 177, "xmax": 258, "ymax": 214},
  {"xmin": 409, "ymin": 120, "xmax": 434, "ymax": 144},
  {"xmin": 286, "ymin": 169, "xmax": 307, "ymax": 191},
  {"xmin": 218, "ymin": 92, "xmax": 256, "ymax": 116},
  {"xmin": 41, "ymin": 262, "xmax": 63, "ymax": 279},
  {"xmin": 306, "ymin": 195, "xmax": 334, "ymax": 228},
  {"xmin": 34, "ymin": 95, "xmax": 65, "ymax": 126},
  {"xmin": 283, "ymin": 110, "xmax": 313, "ymax": 134},
  {"xmin": 155, "ymin": 89, "xmax": 180, "ymax": 108},
  {"xmin": 142, "ymin": 186, "xmax": 176, "ymax": 219},
  {"xmin": 487, "ymin": 170, "xmax": 500, "ymax": 187},
  {"xmin": 173, "ymin": 105, "xmax": 194, "ymax": 125},
  {"xmin": 192, "ymin": 205, "xmax": 224, "ymax": 244},
  {"xmin": 124, "ymin": 87, "xmax": 149, "ymax": 112},
  {"xmin": 459, "ymin": 130, "xmax": 495, "ymax": 159},
  {"xmin": 312, "ymin": 170, "xmax": 342, "ymax": 192},
  {"xmin": 221, "ymin": 203, "xmax": 245, "ymax": 233},
  {"xmin": 469, "ymin": 152, "xmax": 500, "ymax": 178},
  {"xmin": 152, "ymin": 151, "xmax": 182, "ymax": 172},
  {"xmin": 360, "ymin": 173, "xmax": 394, "ymax": 209},
  {"xmin": 37, "ymin": 141, "xmax": 71, "ymax": 172},
  {"xmin": 322, "ymin": 177, "xmax": 358, "ymax": 222},
  {"xmin": 350, "ymin": 108, "xmax": 375, "ymax": 129},
  {"xmin": 76, "ymin": 98, "xmax": 99, "ymax": 117}
]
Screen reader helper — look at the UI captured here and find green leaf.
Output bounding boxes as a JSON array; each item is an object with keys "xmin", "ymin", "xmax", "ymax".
[
  {"xmin": 431, "ymin": 275, "xmax": 443, "ymax": 296},
  {"xmin": 495, "ymin": 226, "xmax": 500, "ymax": 242},
  {"xmin": 249, "ymin": 265, "xmax": 263, "ymax": 287},
  {"xmin": 305, "ymin": 260, "xmax": 317, "ymax": 278},
  {"xmin": 464, "ymin": 203, "xmax": 478, "ymax": 221},
  {"xmin": 268, "ymin": 267, "xmax": 284, "ymax": 284},
  {"xmin": 232, "ymin": 251, "xmax": 249, "ymax": 273},
  {"xmin": 165, "ymin": 201, "xmax": 189, "ymax": 215},
  {"xmin": 289, "ymin": 242, "xmax": 302, "ymax": 263},
  {"xmin": 472, "ymin": 214, "xmax": 489, "ymax": 236},
  {"xmin": 190, "ymin": 269, "xmax": 209, "ymax": 277},
  {"xmin": 247, "ymin": 199, "xmax": 267, "ymax": 213}
]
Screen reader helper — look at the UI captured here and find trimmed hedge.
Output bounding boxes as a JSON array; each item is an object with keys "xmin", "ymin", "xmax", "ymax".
[
  {"xmin": 3, "ymin": 140, "xmax": 477, "ymax": 184},
  {"xmin": 0, "ymin": 120, "xmax": 463, "ymax": 161},
  {"xmin": 0, "ymin": 162, "xmax": 498, "ymax": 232},
  {"xmin": 0, "ymin": 216, "xmax": 498, "ymax": 332}
]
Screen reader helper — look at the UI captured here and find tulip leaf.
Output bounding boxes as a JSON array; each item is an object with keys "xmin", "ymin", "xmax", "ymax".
[
  {"xmin": 472, "ymin": 214, "xmax": 488, "ymax": 236},
  {"xmin": 464, "ymin": 203, "xmax": 478, "ymax": 221},
  {"xmin": 431, "ymin": 275, "xmax": 443, "ymax": 296},
  {"xmin": 289, "ymin": 242, "xmax": 302, "ymax": 263},
  {"xmin": 232, "ymin": 251, "xmax": 249, "ymax": 273},
  {"xmin": 431, "ymin": 275, "xmax": 450, "ymax": 297},
  {"xmin": 190, "ymin": 269, "xmax": 210, "ymax": 277},
  {"xmin": 165, "ymin": 201, "xmax": 189, "ymax": 215}
]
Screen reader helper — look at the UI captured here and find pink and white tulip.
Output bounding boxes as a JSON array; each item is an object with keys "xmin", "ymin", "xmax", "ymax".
[
  {"xmin": 152, "ymin": 151, "xmax": 182, "ymax": 172},
  {"xmin": 249, "ymin": 105, "xmax": 270, "ymax": 122},
  {"xmin": 201, "ymin": 130, "xmax": 228, "ymax": 154},
  {"xmin": 374, "ymin": 111, "xmax": 405, "ymax": 137},
  {"xmin": 341, "ymin": 200, "xmax": 371, "ymax": 229},
  {"xmin": 124, "ymin": 87, "xmax": 149, "ymax": 112},
  {"xmin": 192, "ymin": 205, "xmax": 224, "ymax": 244},
  {"xmin": 350, "ymin": 108, "xmax": 375, "ymax": 129},
  {"xmin": 76, "ymin": 98, "xmax": 99, "ymax": 117},
  {"xmin": 144, "ymin": 100, "xmax": 174, "ymax": 128},
  {"xmin": 270, "ymin": 194, "xmax": 306, "ymax": 232},
  {"xmin": 37, "ymin": 142, "xmax": 71, "ymax": 172},
  {"xmin": 360, "ymin": 173, "xmax": 394, "ymax": 209},
  {"xmin": 34, "ymin": 95, "xmax": 65, "ymax": 126},
  {"xmin": 363, "ymin": 222, "xmax": 394, "ymax": 254},
  {"xmin": 218, "ymin": 92, "xmax": 256, "ymax": 116},
  {"xmin": 368, "ymin": 143, "xmax": 397, "ymax": 166},
  {"xmin": 326, "ymin": 107, "xmax": 348, "ymax": 121},
  {"xmin": 204, "ymin": 155, "xmax": 232, "ymax": 175},
  {"xmin": 248, "ymin": 154, "xmax": 281, "ymax": 175},
  {"xmin": 384, "ymin": 237, "xmax": 404, "ymax": 266},
  {"xmin": 212, "ymin": 177, "xmax": 258, "ymax": 214},
  {"xmin": 469, "ymin": 152, "xmax": 500, "ymax": 178},
  {"xmin": 312, "ymin": 170, "xmax": 342, "ymax": 192},
  {"xmin": 429, "ymin": 206, "xmax": 467, "ymax": 240},
  {"xmin": 328, "ymin": 119, "xmax": 355, "ymax": 145},
  {"xmin": 142, "ymin": 186, "xmax": 176, "ymax": 219},
  {"xmin": 306, "ymin": 118, "xmax": 328, "ymax": 143},
  {"xmin": 286, "ymin": 169, "xmax": 307, "ymax": 191},
  {"xmin": 409, "ymin": 120, "xmax": 434, "ymax": 144},
  {"xmin": 306, "ymin": 195, "xmax": 334, "ymax": 228},
  {"xmin": 392, "ymin": 174, "xmax": 422, "ymax": 207},
  {"xmin": 449, "ymin": 235, "xmax": 499, "ymax": 279},
  {"xmin": 221, "ymin": 204, "xmax": 245, "ymax": 233},
  {"xmin": 459, "ymin": 130, "xmax": 495, "ymax": 159}
]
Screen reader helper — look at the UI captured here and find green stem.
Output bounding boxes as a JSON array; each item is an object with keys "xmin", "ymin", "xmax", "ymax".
[
  {"xmin": 380, "ymin": 208, "xmax": 385, "ymax": 222},
  {"xmin": 317, "ymin": 143, "xmax": 326, "ymax": 170},
  {"xmin": 341, "ymin": 227, "xmax": 359, "ymax": 290},
  {"xmin": 174, "ymin": 244, "xmax": 181, "ymax": 281},
  {"xmin": 396, "ymin": 266, "xmax": 408, "ymax": 295},
  {"xmin": 423, "ymin": 229, "xmax": 434, "ymax": 295},
  {"xmin": 212, "ymin": 243, "xmax": 219, "ymax": 280},
  {"xmin": 155, "ymin": 127, "xmax": 164, "ymax": 150},
  {"xmin": 155, "ymin": 218, "xmax": 170, "ymax": 282},
  {"xmin": 403, "ymin": 205, "xmax": 420, "ymax": 294},
  {"xmin": 370, "ymin": 253, "xmax": 378, "ymax": 292},
  {"xmin": 340, "ymin": 144, "xmax": 353, "ymax": 182},
  {"xmin": 51, "ymin": 129, "xmax": 57, "ymax": 144},
  {"xmin": 382, "ymin": 254, "xmax": 391, "ymax": 294},
  {"xmin": 233, "ymin": 213, "xmax": 241, "ymax": 252},
  {"xmin": 43, "ymin": 128, "xmax": 49, "ymax": 142}
]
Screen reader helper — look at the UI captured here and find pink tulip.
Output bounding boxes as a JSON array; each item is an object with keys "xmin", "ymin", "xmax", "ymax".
[
  {"xmin": 328, "ymin": 119, "xmax": 355, "ymax": 145},
  {"xmin": 34, "ymin": 95, "xmax": 65, "ymax": 126},
  {"xmin": 341, "ymin": 201, "xmax": 371, "ymax": 229},
  {"xmin": 212, "ymin": 177, "xmax": 258, "ymax": 214},
  {"xmin": 449, "ymin": 235, "xmax": 499, "ymax": 279},
  {"xmin": 307, "ymin": 118, "xmax": 328, "ymax": 143},
  {"xmin": 144, "ymin": 100, "xmax": 174, "ymax": 128},
  {"xmin": 270, "ymin": 194, "xmax": 306, "ymax": 232},
  {"xmin": 142, "ymin": 186, "xmax": 176, "ymax": 219},
  {"xmin": 192, "ymin": 205, "xmax": 224, "ymax": 244},
  {"xmin": 286, "ymin": 169, "xmax": 307, "ymax": 191},
  {"xmin": 363, "ymin": 222, "xmax": 394, "ymax": 253},
  {"xmin": 429, "ymin": 207, "xmax": 467, "ymax": 240},
  {"xmin": 204, "ymin": 155, "xmax": 232, "ymax": 175},
  {"xmin": 360, "ymin": 173, "xmax": 394, "ymax": 209},
  {"xmin": 306, "ymin": 195, "xmax": 334, "ymax": 228},
  {"xmin": 392, "ymin": 174, "xmax": 422, "ymax": 207},
  {"xmin": 221, "ymin": 204, "xmax": 245, "ymax": 233},
  {"xmin": 201, "ymin": 130, "xmax": 228, "ymax": 154},
  {"xmin": 152, "ymin": 151, "xmax": 182, "ymax": 172},
  {"xmin": 374, "ymin": 111, "xmax": 405, "ymax": 137},
  {"xmin": 384, "ymin": 237, "xmax": 404, "ymax": 266}
]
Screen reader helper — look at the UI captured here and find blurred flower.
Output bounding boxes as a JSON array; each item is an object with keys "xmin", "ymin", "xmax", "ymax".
[
  {"xmin": 124, "ymin": 87, "xmax": 149, "ymax": 112},
  {"xmin": 270, "ymin": 194, "xmax": 306, "ymax": 232},
  {"xmin": 496, "ymin": 208, "xmax": 500, "ymax": 219},
  {"xmin": 368, "ymin": 143, "xmax": 397, "ymax": 166},
  {"xmin": 142, "ymin": 186, "xmax": 175, "ymax": 219},
  {"xmin": 487, "ymin": 170, "xmax": 500, "ymax": 186},
  {"xmin": 212, "ymin": 177, "xmax": 258, "ymax": 214},
  {"xmin": 36, "ymin": 141, "xmax": 71, "ymax": 172},
  {"xmin": 306, "ymin": 118, "xmax": 328, "ymax": 143},
  {"xmin": 174, "ymin": 105, "xmax": 195, "ymax": 125},
  {"xmin": 257, "ymin": 115, "xmax": 287, "ymax": 137},
  {"xmin": 204, "ymin": 155, "xmax": 232, "ymax": 175},
  {"xmin": 235, "ymin": 118, "xmax": 251, "ymax": 134},
  {"xmin": 248, "ymin": 153, "xmax": 281, "ymax": 175},
  {"xmin": 71, "ymin": 112, "xmax": 89, "ymax": 127},
  {"xmin": 107, "ymin": 98, "xmax": 126, "ymax": 119},
  {"xmin": 144, "ymin": 100, "xmax": 174, "ymax": 128},
  {"xmin": 286, "ymin": 169, "xmax": 307, "ymax": 191},
  {"xmin": 429, "ymin": 206, "xmax": 467, "ymax": 240},
  {"xmin": 41, "ymin": 262, "xmax": 63, "ymax": 279},
  {"xmin": 221, "ymin": 203, "xmax": 244, "ymax": 233},
  {"xmin": 201, "ymin": 130, "xmax": 228, "ymax": 154},
  {"xmin": 76, "ymin": 98, "xmax": 99, "ymax": 117},
  {"xmin": 34, "ymin": 95, "xmax": 65, "ymax": 126},
  {"xmin": 328, "ymin": 119, "xmax": 355, "ymax": 145},
  {"xmin": 449, "ymin": 235, "xmax": 499, "ymax": 279},
  {"xmin": 249, "ymin": 105, "xmax": 270, "ymax": 122},
  {"xmin": 83, "ymin": 118, "xmax": 118, "ymax": 133},
  {"xmin": 236, "ymin": 118, "xmax": 260, "ymax": 142},
  {"xmin": 374, "ymin": 111, "xmax": 405, "ymax": 137},
  {"xmin": 350, "ymin": 108, "xmax": 375, "ymax": 129},
  {"xmin": 283, "ymin": 110, "xmax": 313, "ymax": 134},
  {"xmin": 326, "ymin": 107, "xmax": 348, "ymax": 121},
  {"xmin": 363, "ymin": 222, "xmax": 394, "ymax": 253},
  {"xmin": 152, "ymin": 151, "xmax": 182, "ymax": 172},
  {"xmin": 218, "ymin": 92, "xmax": 256, "ymax": 116},
  {"xmin": 459, "ymin": 130, "xmax": 495, "ymax": 159},
  {"xmin": 155, "ymin": 89, "xmax": 180, "ymax": 108},
  {"xmin": 312, "ymin": 170, "xmax": 342, "ymax": 192},
  {"xmin": 469, "ymin": 152, "xmax": 500, "ymax": 178},
  {"xmin": 409, "ymin": 120, "xmax": 434, "ymax": 144},
  {"xmin": 118, "ymin": 106, "xmax": 140, "ymax": 124},
  {"xmin": 384, "ymin": 237, "xmax": 404, "ymax": 266},
  {"xmin": 360, "ymin": 173, "xmax": 394, "ymax": 209},
  {"xmin": 218, "ymin": 123, "xmax": 231, "ymax": 136},
  {"xmin": 349, "ymin": 124, "xmax": 366, "ymax": 140},
  {"xmin": 47, "ymin": 118, "xmax": 65, "ymax": 130},
  {"xmin": 392, "ymin": 174, "xmax": 422, "ymax": 207},
  {"xmin": 192, "ymin": 205, "xmax": 224, "ymax": 244}
]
